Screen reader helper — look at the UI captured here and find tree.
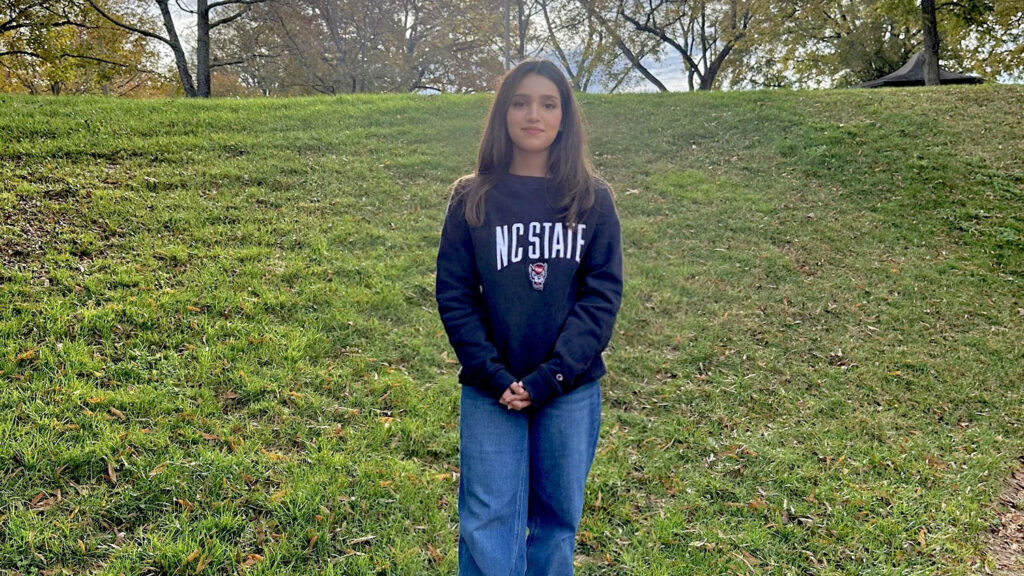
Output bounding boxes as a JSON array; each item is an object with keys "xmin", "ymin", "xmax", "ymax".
[
  {"xmin": 2, "ymin": 0, "xmax": 73, "ymax": 60},
  {"xmin": 736, "ymin": 0, "xmax": 918, "ymax": 88},
  {"xmin": 85, "ymin": 0, "xmax": 271, "ymax": 97},
  {"xmin": 585, "ymin": 0, "xmax": 758, "ymax": 91},
  {"xmin": 966, "ymin": 0, "xmax": 1023, "ymax": 80},
  {"xmin": 536, "ymin": 0, "xmax": 635, "ymax": 91},
  {"xmin": 1, "ymin": 0, "xmax": 167, "ymax": 95},
  {"xmin": 739, "ymin": 0, "xmax": 1013, "ymax": 89},
  {"xmin": 215, "ymin": 0, "xmax": 504, "ymax": 95}
]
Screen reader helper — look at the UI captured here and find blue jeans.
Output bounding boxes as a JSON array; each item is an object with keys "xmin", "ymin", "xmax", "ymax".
[{"xmin": 458, "ymin": 379, "xmax": 602, "ymax": 576}]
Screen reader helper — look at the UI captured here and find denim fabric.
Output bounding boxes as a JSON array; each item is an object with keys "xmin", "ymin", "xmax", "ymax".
[{"xmin": 458, "ymin": 380, "xmax": 602, "ymax": 576}]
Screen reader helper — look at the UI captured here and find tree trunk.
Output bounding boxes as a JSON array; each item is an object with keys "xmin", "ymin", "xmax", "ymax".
[
  {"xmin": 197, "ymin": 0, "xmax": 211, "ymax": 97},
  {"xmin": 921, "ymin": 0, "xmax": 940, "ymax": 85},
  {"xmin": 700, "ymin": 41, "xmax": 735, "ymax": 90},
  {"xmin": 503, "ymin": 0, "xmax": 511, "ymax": 69},
  {"xmin": 155, "ymin": 0, "xmax": 197, "ymax": 97},
  {"xmin": 516, "ymin": 0, "xmax": 527, "ymax": 60}
]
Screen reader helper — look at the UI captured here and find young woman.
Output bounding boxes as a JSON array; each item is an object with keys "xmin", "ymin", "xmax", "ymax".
[{"xmin": 435, "ymin": 59, "xmax": 623, "ymax": 575}]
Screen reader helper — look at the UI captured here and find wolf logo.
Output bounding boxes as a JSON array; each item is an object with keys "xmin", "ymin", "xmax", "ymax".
[{"xmin": 529, "ymin": 262, "xmax": 548, "ymax": 291}]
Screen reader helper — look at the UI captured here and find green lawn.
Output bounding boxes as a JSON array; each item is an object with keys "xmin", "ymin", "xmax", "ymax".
[{"xmin": 0, "ymin": 86, "xmax": 1021, "ymax": 575}]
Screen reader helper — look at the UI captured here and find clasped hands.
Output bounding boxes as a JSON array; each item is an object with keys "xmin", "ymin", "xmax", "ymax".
[{"xmin": 499, "ymin": 381, "xmax": 531, "ymax": 411}]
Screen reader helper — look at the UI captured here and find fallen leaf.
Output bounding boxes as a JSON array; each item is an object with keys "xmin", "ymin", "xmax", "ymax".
[
  {"xmin": 739, "ymin": 549, "xmax": 761, "ymax": 566},
  {"xmin": 149, "ymin": 462, "xmax": 170, "ymax": 478},
  {"xmin": 427, "ymin": 543, "xmax": 443, "ymax": 563},
  {"xmin": 185, "ymin": 549, "xmax": 201, "ymax": 563},
  {"xmin": 109, "ymin": 407, "xmax": 125, "ymax": 420},
  {"xmin": 260, "ymin": 449, "xmax": 289, "ymax": 462},
  {"xmin": 106, "ymin": 461, "xmax": 117, "ymax": 484},
  {"xmin": 240, "ymin": 554, "xmax": 263, "ymax": 567},
  {"xmin": 176, "ymin": 498, "xmax": 195, "ymax": 511},
  {"xmin": 14, "ymin": 349, "xmax": 37, "ymax": 362}
]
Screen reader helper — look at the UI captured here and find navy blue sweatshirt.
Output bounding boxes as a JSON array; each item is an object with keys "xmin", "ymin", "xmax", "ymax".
[{"xmin": 435, "ymin": 173, "xmax": 623, "ymax": 409}]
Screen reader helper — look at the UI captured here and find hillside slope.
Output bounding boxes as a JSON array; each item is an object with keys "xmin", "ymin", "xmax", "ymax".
[{"xmin": 1, "ymin": 86, "xmax": 1022, "ymax": 574}]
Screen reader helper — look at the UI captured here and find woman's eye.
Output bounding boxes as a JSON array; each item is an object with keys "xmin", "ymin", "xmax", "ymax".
[
  {"xmin": 512, "ymin": 101, "xmax": 525, "ymax": 107},
  {"xmin": 545, "ymin": 103, "xmax": 557, "ymax": 109}
]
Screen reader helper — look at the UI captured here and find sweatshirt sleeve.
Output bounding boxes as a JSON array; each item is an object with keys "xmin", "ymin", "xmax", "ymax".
[
  {"xmin": 520, "ymin": 188, "xmax": 623, "ymax": 408},
  {"xmin": 435, "ymin": 196, "xmax": 517, "ymax": 399}
]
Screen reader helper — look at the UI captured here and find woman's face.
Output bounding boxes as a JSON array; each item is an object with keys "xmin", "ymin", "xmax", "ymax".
[{"xmin": 505, "ymin": 73, "xmax": 562, "ymax": 157}]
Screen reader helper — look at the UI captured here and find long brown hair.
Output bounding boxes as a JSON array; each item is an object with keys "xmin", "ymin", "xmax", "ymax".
[{"xmin": 451, "ymin": 59, "xmax": 603, "ymax": 227}]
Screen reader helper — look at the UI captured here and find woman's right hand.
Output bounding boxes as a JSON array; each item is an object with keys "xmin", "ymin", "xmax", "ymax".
[{"xmin": 499, "ymin": 381, "xmax": 532, "ymax": 411}]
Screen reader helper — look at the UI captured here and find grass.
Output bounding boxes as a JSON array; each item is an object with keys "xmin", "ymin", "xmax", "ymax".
[{"xmin": 0, "ymin": 85, "xmax": 1021, "ymax": 575}]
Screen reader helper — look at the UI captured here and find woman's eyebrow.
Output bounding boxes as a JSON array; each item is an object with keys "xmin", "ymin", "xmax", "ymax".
[{"xmin": 513, "ymin": 92, "xmax": 559, "ymax": 98}]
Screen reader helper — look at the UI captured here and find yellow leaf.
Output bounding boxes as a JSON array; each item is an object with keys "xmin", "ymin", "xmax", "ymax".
[
  {"xmin": 109, "ymin": 407, "xmax": 125, "ymax": 420},
  {"xmin": 195, "ymin": 553, "xmax": 211, "ymax": 573},
  {"xmin": 185, "ymin": 549, "xmax": 201, "ymax": 563},
  {"xmin": 149, "ymin": 462, "xmax": 170, "ymax": 478},
  {"xmin": 14, "ymin": 349, "xmax": 37, "ymax": 362},
  {"xmin": 186, "ymin": 305, "xmax": 202, "ymax": 313}
]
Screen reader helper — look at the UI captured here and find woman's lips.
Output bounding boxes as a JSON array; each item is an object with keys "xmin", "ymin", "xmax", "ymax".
[{"xmin": 522, "ymin": 128, "xmax": 543, "ymax": 134}]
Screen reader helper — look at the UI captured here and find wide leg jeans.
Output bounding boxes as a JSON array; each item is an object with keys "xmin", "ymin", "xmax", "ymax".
[{"xmin": 457, "ymin": 379, "xmax": 602, "ymax": 576}]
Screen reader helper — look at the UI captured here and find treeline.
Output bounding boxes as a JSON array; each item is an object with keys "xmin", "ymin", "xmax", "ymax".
[{"xmin": 1, "ymin": 0, "xmax": 1021, "ymax": 96}]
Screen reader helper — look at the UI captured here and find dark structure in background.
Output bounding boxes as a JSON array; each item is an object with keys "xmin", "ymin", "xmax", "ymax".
[{"xmin": 861, "ymin": 51, "xmax": 984, "ymax": 88}]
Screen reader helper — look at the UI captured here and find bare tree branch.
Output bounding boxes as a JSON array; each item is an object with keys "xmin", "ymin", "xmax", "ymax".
[
  {"xmin": 0, "ymin": 0, "xmax": 50, "ymax": 33},
  {"xmin": 618, "ymin": 6, "xmax": 701, "ymax": 76},
  {"xmin": 84, "ymin": 0, "xmax": 171, "ymax": 45},
  {"xmin": 208, "ymin": 0, "xmax": 270, "ymax": 10},
  {"xmin": 210, "ymin": 5, "xmax": 250, "ymax": 29},
  {"xmin": 0, "ymin": 50, "xmax": 42, "ymax": 58},
  {"xmin": 580, "ymin": 0, "xmax": 667, "ymax": 91}
]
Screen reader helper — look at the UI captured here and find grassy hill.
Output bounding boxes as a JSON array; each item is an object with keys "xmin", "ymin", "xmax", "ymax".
[{"xmin": 0, "ymin": 85, "xmax": 1021, "ymax": 575}]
